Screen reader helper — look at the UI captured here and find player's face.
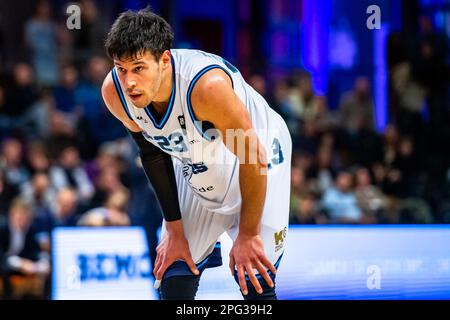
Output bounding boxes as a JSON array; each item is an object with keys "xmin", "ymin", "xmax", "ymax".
[{"xmin": 114, "ymin": 51, "xmax": 166, "ymax": 108}]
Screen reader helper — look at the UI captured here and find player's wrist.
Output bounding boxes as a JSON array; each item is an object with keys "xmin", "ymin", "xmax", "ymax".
[
  {"xmin": 165, "ymin": 219, "xmax": 184, "ymax": 235},
  {"xmin": 238, "ymin": 226, "xmax": 260, "ymax": 238}
]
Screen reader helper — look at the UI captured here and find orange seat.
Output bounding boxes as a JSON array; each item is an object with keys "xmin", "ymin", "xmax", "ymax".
[{"xmin": 8, "ymin": 275, "xmax": 46, "ymax": 299}]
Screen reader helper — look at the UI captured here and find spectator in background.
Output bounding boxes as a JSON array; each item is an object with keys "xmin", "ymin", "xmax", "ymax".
[
  {"xmin": 72, "ymin": 0, "xmax": 109, "ymax": 66},
  {"xmin": 44, "ymin": 110, "xmax": 80, "ymax": 161},
  {"xmin": 0, "ymin": 198, "xmax": 50, "ymax": 299},
  {"xmin": 24, "ymin": 0, "xmax": 58, "ymax": 87},
  {"xmin": 0, "ymin": 63, "xmax": 39, "ymax": 134},
  {"xmin": 304, "ymin": 96, "xmax": 339, "ymax": 132},
  {"xmin": 390, "ymin": 61, "xmax": 426, "ymax": 138},
  {"xmin": 288, "ymin": 72, "xmax": 316, "ymax": 121},
  {"xmin": 339, "ymin": 77, "xmax": 374, "ymax": 134},
  {"xmin": 309, "ymin": 145, "xmax": 338, "ymax": 193},
  {"xmin": 282, "ymin": 72, "xmax": 316, "ymax": 135},
  {"xmin": 78, "ymin": 188, "xmax": 131, "ymax": 227},
  {"xmin": 0, "ymin": 138, "xmax": 29, "ymax": 190},
  {"xmin": 20, "ymin": 172, "xmax": 55, "ymax": 215},
  {"xmin": 25, "ymin": 142, "xmax": 50, "ymax": 176},
  {"xmin": 90, "ymin": 165, "xmax": 127, "ymax": 209},
  {"xmin": 248, "ymin": 73, "xmax": 277, "ymax": 108},
  {"xmin": 382, "ymin": 124, "xmax": 399, "ymax": 167},
  {"xmin": 289, "ymin": 166, "xmax": 311, "ymax": 221},
  {"xmin": 290, "ymin": 192, "xmax": 328, "ymax": 225},
  {"xmin": 273, "ymin": 78, "xmax": 297, "ymax": 133},
  {"xmin": 413, "ymin": 15, "xmax": 449, "ymax": 131},
  {"xmin": 375, "ymin": 126, "xmax": 409, "ymax": 198},
  {"xmin": 0, "ymin": 170, "xmax": 18, "ymax": 219},
  {"xmin": 293, "ymin": 120, "xmax": 320, "ymax": 154},
  {"xmin": 354, "ymin": 166, "xmax": 387, "ymax": 223},
  {"xmin": 49, "ymin": 145, "xmax": 94, "ymax": 205},
  {"xmin": 321, "ymin": 170, "xmax": 362, "ymax": 223},
  {"xmin": 392, "ymin": 136, "xmax": 422, "ymax": 198},
  {"xmin": 292, "ymin": 150, "xmax": 314, "ymax": 174},
  {"xmin": 85, "ymin": 141, "xmax": 130, "ymax": 191},
  {"xmin": 52, "ymin": 65, "xmax": 82, "ymax": 124},
  {"xmin": 32, "ymin": 187, "xmax": 80, "ymax": 253}
]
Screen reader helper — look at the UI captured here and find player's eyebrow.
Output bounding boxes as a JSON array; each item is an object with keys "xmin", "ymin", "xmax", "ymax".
[
  {"xmin": 114, "ymin": 60, "xmax": 147, "ymax": 66},
  {"xmin": 131, "ymin": 60, "xmax": 147, "ymax": 65}
]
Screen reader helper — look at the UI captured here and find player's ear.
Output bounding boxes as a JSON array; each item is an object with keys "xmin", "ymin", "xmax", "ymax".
[{"xmin": 160, "ymin": 50, "xmax": 171, "ymax": 70}]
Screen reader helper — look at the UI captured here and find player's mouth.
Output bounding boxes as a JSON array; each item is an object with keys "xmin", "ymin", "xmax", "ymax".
[{"xmin": 128, "ymin": 92, "xmax": 143, "ymax": 101}]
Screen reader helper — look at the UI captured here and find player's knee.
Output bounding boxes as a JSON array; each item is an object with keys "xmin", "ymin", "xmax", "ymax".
[
  {"xmin": 242, "ymin": 282, "xmax": 277, "ymax": 300},
  {"xmin": 160, "ymin": 275, "xmax": 200, "ymax": 300}
]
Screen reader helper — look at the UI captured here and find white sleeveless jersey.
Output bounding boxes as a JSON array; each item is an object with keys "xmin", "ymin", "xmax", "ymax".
[{"xmin": 112, "ymin": 49, "xmax": 288, "ymax": 215}]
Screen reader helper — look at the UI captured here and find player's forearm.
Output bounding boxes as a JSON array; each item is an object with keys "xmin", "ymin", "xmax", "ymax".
[
  {"xmin": 238, "ymin": 143, "xmax": 268, "ymax": 236},
  {"xmin": 128, "ymin": 130, "xmax": 182, "ymax": 222}
]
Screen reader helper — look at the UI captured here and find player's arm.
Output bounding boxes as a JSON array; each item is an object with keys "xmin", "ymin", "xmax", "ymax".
[
  {"xmin": 101, "ymin": 73, "xmax": 199, "ymax": 280},
  {"xmin": 190, "ymin": 69, "xmax": 275, "ymax": 295}
]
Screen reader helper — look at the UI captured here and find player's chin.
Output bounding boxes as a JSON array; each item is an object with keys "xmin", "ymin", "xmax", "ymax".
[{"xmin": 130, "ymin": 95, "xmax": 147, "ymax": 107}]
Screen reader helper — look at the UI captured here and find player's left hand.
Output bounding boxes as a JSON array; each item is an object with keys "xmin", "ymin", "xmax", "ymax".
[
  {"xmin": 153, "ymin": 227, "xmax": 199, "ymax": 282},
  {"xmin": 229, "ymin": 234, "xmax": 276, "ymax": 295}
]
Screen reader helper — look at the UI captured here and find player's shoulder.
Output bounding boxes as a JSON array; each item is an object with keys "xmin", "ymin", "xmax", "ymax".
[
  {"xmin": 101, "ymin": 71, "xmax": 119, "ymax": 116},
  {"xmin": 171, "ymin": 49, "xmax": 225, "ymax": 74},
  {"xmin": 101, "ymin": 70, "xmax": 115, "ymax": 100},
  {"xmin": 100, "ymin": 70, "xmax": 140, "ymax": 132}
]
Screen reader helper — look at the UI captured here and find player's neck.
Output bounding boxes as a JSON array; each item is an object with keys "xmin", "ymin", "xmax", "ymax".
[{"xmin": 152, "ymin": 63, "xmax": 173, "ymax": 114}]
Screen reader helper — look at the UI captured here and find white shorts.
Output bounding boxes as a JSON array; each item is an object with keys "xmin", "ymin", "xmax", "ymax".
[{"xmin": 166, "ymin": 115, "xmax": 292, "ymax": 270}]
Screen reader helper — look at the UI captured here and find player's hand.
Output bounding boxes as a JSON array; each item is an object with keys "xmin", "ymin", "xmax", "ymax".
[
  {"xmin": 153, "ymin": 221, "xmax": 199, "ymax": 282},
  {"xmin": 229, "ymin": 234, "xmax": 276, "ymax": 295}
]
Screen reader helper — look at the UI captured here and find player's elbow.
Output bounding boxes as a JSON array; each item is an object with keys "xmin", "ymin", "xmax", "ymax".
[
  {"xmin": 241, "ymin": 136, "xmax": 268, "ymax": 171},
  {"xmin": 256, "ymin": 143, "xmax": 268, "ymax": 170}
]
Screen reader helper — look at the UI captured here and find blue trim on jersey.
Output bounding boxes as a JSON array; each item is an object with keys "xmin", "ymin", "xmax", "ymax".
[
  {"xmin": 186, "ymin": 64, "xmax": 234, "ymax": 141},
  {"xmin": 111, "ymin": 68, "xmax": 134, "ymax": 122},
  {"xmin": 143, "ymin": 55, "xmax": 176, "ymax": 129}
]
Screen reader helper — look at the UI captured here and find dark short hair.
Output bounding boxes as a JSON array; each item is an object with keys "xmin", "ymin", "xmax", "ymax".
[{"xmin": 105, "ymin": 8, "xmax": 174, "ymax": 61}]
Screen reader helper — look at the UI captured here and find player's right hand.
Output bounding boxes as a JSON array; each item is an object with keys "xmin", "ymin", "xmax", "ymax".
[{"xmin": 153, "ymin": 220, "xmax": 200, "ymax": 282}]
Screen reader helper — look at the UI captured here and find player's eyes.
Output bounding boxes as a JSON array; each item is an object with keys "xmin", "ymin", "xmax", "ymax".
[{"xmin": 134, "ymin": 66, "xmax": 143, "ymax": 72}]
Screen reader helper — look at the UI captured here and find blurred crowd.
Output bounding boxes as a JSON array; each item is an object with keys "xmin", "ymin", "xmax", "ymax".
[{"xmin": 0, "ymin": 0, "xmax": 449, "ymax": 299}]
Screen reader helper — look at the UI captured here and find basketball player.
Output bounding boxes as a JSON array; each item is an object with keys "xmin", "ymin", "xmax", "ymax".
[{"xmin": 102, "ymin": 8, "xmax": 291, "ymax": 300}]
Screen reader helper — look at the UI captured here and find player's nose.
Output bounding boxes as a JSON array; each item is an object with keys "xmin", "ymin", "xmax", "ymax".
[
  {"xmin": 127, "ymin": 79, "xmax": 137, "ymax": 89},
  {"xmin": 124, "ymin": 76, "xmax": 137, "ymax": 89}
]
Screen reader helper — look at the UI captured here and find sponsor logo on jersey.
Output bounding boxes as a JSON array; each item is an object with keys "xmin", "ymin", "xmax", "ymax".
[
  {"xmin": 182, "ymin": 161, "xmax": 208, "ymax": 183},
  {"xmin": 192, "ymin": 185, "xmax": 215, "ymax": 193},
  {"xmin": 178, "ymin": 115, "xmax": 186, "ymax": 130},
  {"xmin": 274, "ymin": 226, "xmax": 287, "ymax": 252},
  {"xmin": 136, "ymin": 116, "xmax": 148, "ymax": 124}
]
